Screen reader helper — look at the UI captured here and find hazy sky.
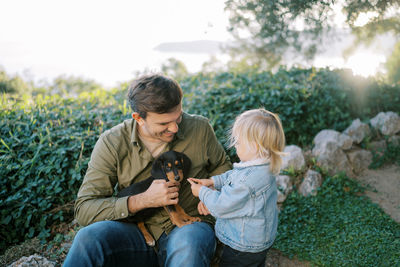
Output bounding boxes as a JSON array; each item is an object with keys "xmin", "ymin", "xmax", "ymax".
[
  {"xmin": 0, "ymin": 0, "xmax": 390, "ymax": 88},
  {"xmin": 0, "ymin": 0, "xmax": 231, "ymax": 87}
]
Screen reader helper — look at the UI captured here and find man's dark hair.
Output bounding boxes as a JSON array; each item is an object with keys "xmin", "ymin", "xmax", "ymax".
[{"xmin": 127, "ymin": 73, "xmax": 183, "ymax": 119}]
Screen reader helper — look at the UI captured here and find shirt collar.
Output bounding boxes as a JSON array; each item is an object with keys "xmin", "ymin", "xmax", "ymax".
[
  {"xmin": 233, "ymin": 158, "xmax": 270, "ymax": 168},
  {"xmin": 131, "ymin": 119, "xmax": 140, "ymax": 146}
]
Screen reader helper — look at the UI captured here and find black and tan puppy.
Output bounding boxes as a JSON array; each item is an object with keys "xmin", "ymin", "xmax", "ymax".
[{"xmin": 117, "ymin": 150, "xmax": 201, "ymax": 246}]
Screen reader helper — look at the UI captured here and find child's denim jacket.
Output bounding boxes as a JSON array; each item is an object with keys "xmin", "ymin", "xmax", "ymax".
[{"xmin": 199, "ymin": 158, "xmax": 278, "ymax": 253}]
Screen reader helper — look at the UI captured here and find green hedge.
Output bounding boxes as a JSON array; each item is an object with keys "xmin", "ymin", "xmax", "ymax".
[
  {"xmin": 181, "ymin": 68, "xmax": 400, "ymax": 153},
  {"xmin": 0, "ymin": 91, "xmax": 129, "ymax": 252},
  {"xmin": 1, "ymin": 68, "xmax": 400, "ymax": 253}
]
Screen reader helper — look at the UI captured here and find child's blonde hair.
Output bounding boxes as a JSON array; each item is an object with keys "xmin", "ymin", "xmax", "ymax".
[{"xmin": 229, "ymin": 108, "xmax": 286, "ymax": 174}]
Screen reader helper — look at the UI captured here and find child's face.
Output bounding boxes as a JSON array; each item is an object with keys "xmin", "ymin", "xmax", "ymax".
[{"xmin": 235, "ymin": 137, "xmax": 258, "ymax": 162}]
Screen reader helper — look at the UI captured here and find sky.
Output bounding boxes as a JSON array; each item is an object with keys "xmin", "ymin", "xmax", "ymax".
[
  {"xmin": 0, "ymin": 0, "xmax": 391, "ymax": 88},
  {"xmin": 0, "ymin": 0, "xmax": 231, "ymax": 87}
]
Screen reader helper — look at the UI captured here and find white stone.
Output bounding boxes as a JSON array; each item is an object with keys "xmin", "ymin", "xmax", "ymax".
[
  {"xmin": 299, "ymin": 170, "xmax": 322, "ymax": 197},
  {"xmin": 313, "ymin": 129, "xmax": 353, "ymax": 150},
  {"xmin": 370, "ymin": 112, "xmax": 400, "ymax": 136},
  {"xmin": 347, "ymin": 149, "xmax": 373, "ymax": 174},
  {"xmin": 312, "ymin": 141, "xmax": 353, "ymax": 176},
  {"xmin": 344, "ymin": 119, "xmax": 371, "ymax": 144},
  {"xmin": 8, "ymin": 254, "xmax": 56, "ymax": 267},
  {"xmin": 276, "ymin": 175, "xmax": 293, "ymax": 203},
  {"xmin": 281, "ymin": 145, "xmax": 306, "ymax": 171}
]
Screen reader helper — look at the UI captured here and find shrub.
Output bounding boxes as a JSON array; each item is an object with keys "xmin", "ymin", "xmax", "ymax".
[
  {"xmin": 1, "ymin": 67, "xmax": 400, "ymax": 252},
  {"xmin": 181, "ymin": 68, "xmax": 400, "ymax": 159},
  {"xmin": 0, "ymin": 91, "xmax": 129, "ymax": 252}
]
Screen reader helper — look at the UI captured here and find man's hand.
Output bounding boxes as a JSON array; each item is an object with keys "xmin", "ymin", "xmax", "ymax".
[
  {"xmin": 127, "ymin": 180, "xmax": 179, "ymax": 214},
  {"xmin": 145, "ymin": 180, "xmax": 180, "ymax": 207}
]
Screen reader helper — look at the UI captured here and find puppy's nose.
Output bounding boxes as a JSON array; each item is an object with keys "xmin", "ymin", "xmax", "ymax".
[{"xmin": 174, "ymin": 175, "xmax": 180, "ymax": 181}]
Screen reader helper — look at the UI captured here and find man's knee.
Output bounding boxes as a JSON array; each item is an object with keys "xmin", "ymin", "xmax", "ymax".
[{"xmin": 168, "ymin": 222, "xmax": 216, "ymax": 250}]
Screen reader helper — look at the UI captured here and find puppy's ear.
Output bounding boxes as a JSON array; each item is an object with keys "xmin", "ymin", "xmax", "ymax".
[
  {"xmin": 151, "ymin": 157, "xmax": 167, "ymax": 179},
  {"xmin": 181, "ymin": 153, "xmax": 192, "ymax": 178}
]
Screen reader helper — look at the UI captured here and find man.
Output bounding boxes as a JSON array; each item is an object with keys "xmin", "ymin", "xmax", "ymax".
[{"xmin": 64, "ymin": 73, "xmax": 232, "ymax": 267}]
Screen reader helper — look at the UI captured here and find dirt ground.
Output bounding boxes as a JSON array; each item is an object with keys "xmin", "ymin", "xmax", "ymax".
[{"xmin": 354, "ymin": 164, "xmax": 400, "ymax": 223}]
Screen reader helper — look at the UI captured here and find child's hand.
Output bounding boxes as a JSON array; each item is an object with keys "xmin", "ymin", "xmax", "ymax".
[
  {"xmin": 187, "ymin": 178, "xmax": 202, "ymax": 197},
  {"xmin": 197, "ymin": 201, "xmax": 210, "ymax": 215},
  {"xmin": 188, "ymin": 178, "xmax": 215, "ymax": 189}
]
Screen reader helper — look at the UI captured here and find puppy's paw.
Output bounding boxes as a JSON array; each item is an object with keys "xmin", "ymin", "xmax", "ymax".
[{"xmin": 146, "ymin": 239, "xmax": 156, "ymax": 247}]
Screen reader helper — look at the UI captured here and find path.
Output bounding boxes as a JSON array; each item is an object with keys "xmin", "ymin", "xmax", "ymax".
[{"xmin": 355, "ymin": 164, "xmax": 400, "ymax": 223}]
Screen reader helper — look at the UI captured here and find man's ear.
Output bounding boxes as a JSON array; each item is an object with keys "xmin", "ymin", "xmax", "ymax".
[
  {"xmin": 151, "ymin": 158, "xmax": 167, "ymax": 179},
  {"xmin": 132, "ymin": 113, "xmax": 144, "ymax": 126},
  {"xmin": 180, "ymin": 153, "xmax": 192, "ymax": 178}
]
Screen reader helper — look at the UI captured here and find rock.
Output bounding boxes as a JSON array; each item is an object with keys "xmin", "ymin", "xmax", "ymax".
[
  {"xmin": 281, "ymin": 145, "xmax": 306, "ymax": 171},
  {"xmin": 369, "ymin": 140, "xmax": 387, "ymax": 152},
  {"xmin": 299, "ymin": 170, "xmax": 322, "ymax": 197},
  {"xmin": 313, "ymin": 129, "xmax": 353, "ymax": 150},
  {"xmin": 347, "ymin": 149, "xmax": 373, "ymax": 174},
  {"xmin": 8, "ymin": 254, "xmax": 56, "ymax": 267},
  {"xmin": 312, "ymin": 141, "xmax": 353, "ymax": 176},
  {"xmin": 344, "ymin": 119, "xmax": 371, "ymax": 144},
  {"xmin": 388, "ymin": 135, "xmax": 400, "ymax": 146},
  {"xmin": 370, "ymin": 112, "xmax": 400, "ymax": 136},
  {"xmin": 276, "ymin": 175, "xmax": 293, "ymax": 203}
]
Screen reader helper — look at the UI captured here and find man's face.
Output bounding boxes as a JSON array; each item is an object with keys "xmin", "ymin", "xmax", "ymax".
[{"xmin": 134, "ymin": 104, "xmax": 183, "ymax": 143}]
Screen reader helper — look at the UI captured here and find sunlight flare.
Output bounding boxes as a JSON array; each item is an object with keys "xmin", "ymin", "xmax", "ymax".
[{"xmin": 345, "ymin": 52, "xmax": 386, "ymax": 77}]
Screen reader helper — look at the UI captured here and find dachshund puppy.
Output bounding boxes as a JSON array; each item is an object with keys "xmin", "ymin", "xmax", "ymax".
[{"xmin": 117, "ymin": 150, "xmax": 200, "ymax": 246}]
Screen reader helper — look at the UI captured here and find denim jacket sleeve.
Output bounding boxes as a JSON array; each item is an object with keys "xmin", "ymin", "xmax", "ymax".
[
  {"xmin": 211, "ymin": 170, "xmax": 233, "ymax": 190},
  {"xmin": 199, "ymin": 179, "xmax": 252, "ymax": 218}
]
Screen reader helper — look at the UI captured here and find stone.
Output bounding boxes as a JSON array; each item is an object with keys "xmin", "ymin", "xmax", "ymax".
[
  {"xmin": 344, "ymin": 119, "xmax": 371, "ymax": 144},
  {"xmin": 276, "ymin": 175, "xmax": 293, "ymax": 203},
  {"xmin": 347, "ymin": 149, "xmax": 373, "ymax": 174},
  {"xmin": 281, "ymin": 145, "xmax": 306, "ymax": 171},
  {"xmin": 299, "ymin": 170, "xmax": 322, "ymax": 197},
  {"xmin": 388, "ymin": 135, "xmax": 400, "ymax": 146},
  {"xmin": 312, "ymin": 141, "xmax": 353, "ymax": 176},
  {"xmin": 8, "ymin": 254, "xmax": 56, "ymax": 267},
  {"xmin": 370, "ymin": 112, "xmax": 400, "ymax": 136},
  {"xmin": 313, "ymin": 129, "xmax": 353, "ymax": 150},
  {"xmin": 369, "ymin": 140, "xmax": 387, "ymax": 152}
]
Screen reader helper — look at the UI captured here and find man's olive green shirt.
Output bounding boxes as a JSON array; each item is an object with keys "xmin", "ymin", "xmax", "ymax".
[{"xmin": 75, "ymin": 113, "xmax": 232, "ymax": 240}]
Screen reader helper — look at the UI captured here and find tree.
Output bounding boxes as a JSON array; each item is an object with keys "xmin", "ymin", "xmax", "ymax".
[
  {"xmin": 224, "ymin": 0, "xmax": 400, "ymax": 69},
  {"xmin": 0, "ymin": 68, "xmax": 31, "ymax": 94},
  {"xmin": 50, "ymin": 75, "xmax": 103, "ymax": 96},
  {"xmin": 161, "ymin": 58, "xmax": 189, "ymax": 80},
  {"xmin": 386, "ymin": 41, "xmax": 400, "ymax": 84}
]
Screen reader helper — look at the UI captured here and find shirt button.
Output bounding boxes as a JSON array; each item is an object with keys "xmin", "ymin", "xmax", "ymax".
[{"xmin": 121, "ymin": 213, "xmax": 125, "ymax": 217}]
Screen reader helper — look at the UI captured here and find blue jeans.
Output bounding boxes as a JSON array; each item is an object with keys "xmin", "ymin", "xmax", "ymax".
[{"xmin": 63, "ymin": 221, "xmax": 216, "ymax": 267}]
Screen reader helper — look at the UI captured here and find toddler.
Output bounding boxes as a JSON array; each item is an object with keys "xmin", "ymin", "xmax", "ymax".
[{"xmin": 188, "ymin": 108, "xmax": 285, "ymax": 267}]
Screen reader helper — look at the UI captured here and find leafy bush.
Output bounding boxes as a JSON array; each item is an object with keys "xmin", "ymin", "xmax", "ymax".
[
  {"xmin": 0, "ymin": 91, "xmax": 130, "ymax": 252},
  {"xmin": 274, "ymin": 173, "xmax": 400, "ymax": 266},
  {"xmin": 181, "ymin": 68, "xmax": 400, "ymax": 158},
  {"xmin": 1, "ymin": 67, "xmax": 400, "ymax": 253}
]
